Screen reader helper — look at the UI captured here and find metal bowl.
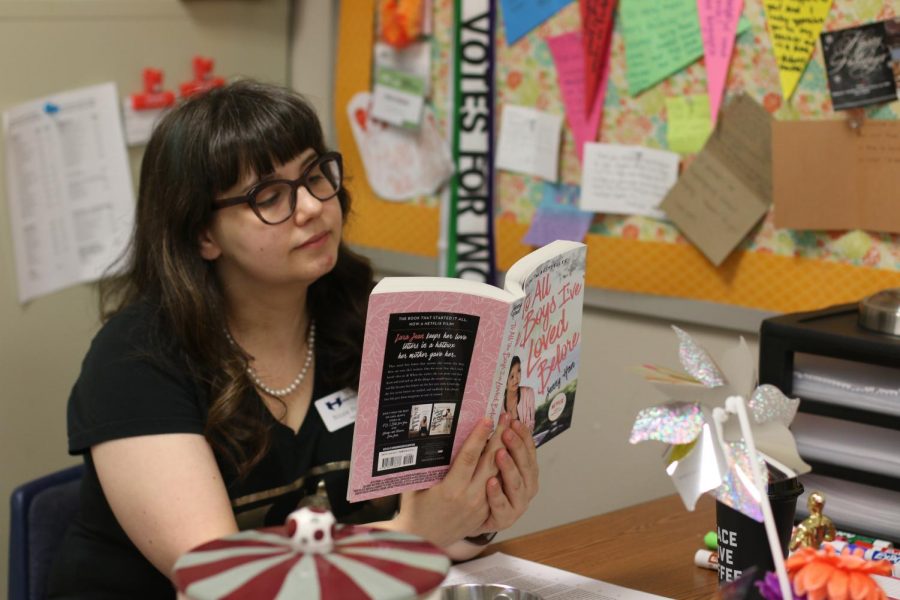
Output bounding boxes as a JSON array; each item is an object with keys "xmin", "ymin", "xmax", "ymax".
[
  {"xmin": 438, "ymin": 583, "xmax": 543, "ymax": 600},
  {"xmin": 858, "ymin": 288, "xmax": 900, "ymax": 336}
]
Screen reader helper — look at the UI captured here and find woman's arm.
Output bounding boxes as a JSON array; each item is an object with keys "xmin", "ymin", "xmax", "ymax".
[{"xmin": 92, "ymin": 433, "xmax": 239, "ymax": 582}]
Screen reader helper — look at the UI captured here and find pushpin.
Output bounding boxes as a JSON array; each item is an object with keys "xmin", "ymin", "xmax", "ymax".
[
  {"xmin": 43, "ymin": 102, "xmax": 59, "ymax": 115},
  {"xmin": 130, "ymin": 68, "xmax": 176, "ymax": 110},
  {"xmin": 846, "ymin": 107, "xmax": 865, "ymax": 135},
  {"xmin": 179, "ymin": 56, "xmax": 226, "ymax": 98}
]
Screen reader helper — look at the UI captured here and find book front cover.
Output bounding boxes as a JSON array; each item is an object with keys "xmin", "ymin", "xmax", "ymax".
[{"xmin": 508, "ymin": 245, "xmax": 587, "ymax": 447}]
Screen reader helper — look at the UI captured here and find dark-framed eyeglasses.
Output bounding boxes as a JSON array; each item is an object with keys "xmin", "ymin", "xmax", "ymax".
[{"xmin": 212, "ymin": 152, "xmax": 343, "ymax": 225}]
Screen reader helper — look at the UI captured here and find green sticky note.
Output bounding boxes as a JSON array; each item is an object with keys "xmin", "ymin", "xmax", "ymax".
[
  {"xmin": 622, "ymin": 0, "xmax": 751, "ymax": 96},
  {"xmin": 666, "ymin": 94, "xmax": 713, "ymax": 154}
]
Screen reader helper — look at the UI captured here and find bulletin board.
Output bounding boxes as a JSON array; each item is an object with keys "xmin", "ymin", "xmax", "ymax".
[{"xmin": 336, "ymin": 0, "xmax": 900, "ymax": 314}]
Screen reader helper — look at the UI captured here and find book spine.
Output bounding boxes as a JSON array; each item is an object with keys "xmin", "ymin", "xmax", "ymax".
[{"xmin": 484, "ymin": 299, "xmax": 523, "ymax": 426}]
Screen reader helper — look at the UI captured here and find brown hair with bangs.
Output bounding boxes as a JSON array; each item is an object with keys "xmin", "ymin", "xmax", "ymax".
[{"xmin": 99, "ymin": 79, "xmax": 373, "ymax": 477}]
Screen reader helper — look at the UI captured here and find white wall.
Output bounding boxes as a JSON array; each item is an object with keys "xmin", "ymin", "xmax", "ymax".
[{"xmin": 0, "ymin": 0, "xmax": 291, "ymax": 591}]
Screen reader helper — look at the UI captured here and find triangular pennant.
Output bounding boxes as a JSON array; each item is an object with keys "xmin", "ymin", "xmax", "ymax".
[
  {"xmin": 698, "ymin": 0, "xmax": 744, "ymax": 124},
  {"xmin": 580, "ymin": 0, "xmax": 618, "ymax": 114},
  {"xmin": 762, "ymin": 0, "xmax": 833, "ymax": 101},
  {"xmin": 547, "ymin": 30, "xmax": 611, "ymax": 162}
]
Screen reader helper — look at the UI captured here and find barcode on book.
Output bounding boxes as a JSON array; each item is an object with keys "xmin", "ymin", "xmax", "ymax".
[{"xmin": 377, "ymin": 447, "xmax": 418, "ymax": 472}]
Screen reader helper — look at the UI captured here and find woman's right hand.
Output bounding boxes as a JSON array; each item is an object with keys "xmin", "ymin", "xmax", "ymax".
[{"xmin": 389, "ymin": 414, "xmax": 511, "ymax": 548}]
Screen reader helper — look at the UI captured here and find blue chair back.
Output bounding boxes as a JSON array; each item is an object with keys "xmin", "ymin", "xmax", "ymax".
[{"xmin": 9, "ymin": 464, "xmax": 84, "ymax": 600}]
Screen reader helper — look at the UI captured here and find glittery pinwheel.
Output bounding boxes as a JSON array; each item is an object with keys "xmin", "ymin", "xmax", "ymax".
[{"xmin": 629, "ymin": 326, "xmax": 810, "ymax": 521}]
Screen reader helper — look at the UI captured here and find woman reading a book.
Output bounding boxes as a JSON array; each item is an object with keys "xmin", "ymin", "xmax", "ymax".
[
  {"xmin": 49, "ymin": 80, "xmax": 539, "ymax": 598},
  {"xmin": 504, "ymin": 356, "xmax": 537, "ymax": 432}
]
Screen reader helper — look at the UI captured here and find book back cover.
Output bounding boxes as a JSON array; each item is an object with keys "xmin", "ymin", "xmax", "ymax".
[{"xmin": 348, "ymin": 290, "xmax": 512, "ymax": 502}]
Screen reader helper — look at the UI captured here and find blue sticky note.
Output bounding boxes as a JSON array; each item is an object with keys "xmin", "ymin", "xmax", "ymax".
[
  {"xmin": 523, "ymin": 183, "xmax": 594, "ymax": 246},
  {"xmin": 500, "ymin": 0, "xmax": 572, "ymax": 45}
]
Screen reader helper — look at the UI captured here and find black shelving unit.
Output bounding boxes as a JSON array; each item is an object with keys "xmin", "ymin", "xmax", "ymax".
[{"xmin": 759, "ymin": 303, "xmax": 900, "ymax": 540}]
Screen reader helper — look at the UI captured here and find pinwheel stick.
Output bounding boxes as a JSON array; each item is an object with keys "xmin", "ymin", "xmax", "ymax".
[{"xmin": 724, "ymin": 395, "xmax": 792, "ymax": 600}]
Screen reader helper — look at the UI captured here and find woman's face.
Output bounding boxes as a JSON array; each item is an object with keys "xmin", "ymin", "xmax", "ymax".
[
  {"xmin": 200, "ymin": 149, "xmax": 343, "ymax": 292},
  {"xmin": 506, "ymin": 361, "xmax": 521, "ymax": 393}
]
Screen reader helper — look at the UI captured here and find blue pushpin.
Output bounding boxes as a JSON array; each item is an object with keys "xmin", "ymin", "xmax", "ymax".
[{"xmin": 44, "ymin": 102, "xmax": 59, "ymax": 115}]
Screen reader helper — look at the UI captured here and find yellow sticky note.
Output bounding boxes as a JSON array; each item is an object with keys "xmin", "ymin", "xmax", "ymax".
[
  {"xmin": 666, "ymin": 95, "xmax": 713, "ymax": 155},
  {"xmin": 763, "ymin": 0, "xmax": 833, "ymax": 101}
]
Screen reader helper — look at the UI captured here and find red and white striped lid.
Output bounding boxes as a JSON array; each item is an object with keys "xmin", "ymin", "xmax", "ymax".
[{"xmin": 174, "ymin": 509, "xmax": 450, "ymax": 600}]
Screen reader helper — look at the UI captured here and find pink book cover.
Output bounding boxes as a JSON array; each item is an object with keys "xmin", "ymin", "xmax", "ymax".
[{"xmin": 347, "ymin": 289, "xmax": 512, "ymax": 502}]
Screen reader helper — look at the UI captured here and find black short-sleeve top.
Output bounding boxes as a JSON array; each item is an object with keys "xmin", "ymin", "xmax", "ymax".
[{"xmin": 48, "ymin": 302, "xmax": 395, "ymax": 599}]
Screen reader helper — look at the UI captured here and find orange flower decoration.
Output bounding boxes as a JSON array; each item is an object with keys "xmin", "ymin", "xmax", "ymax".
[
  {"xmin": 786, "ymin": 546, "xmax": 892, "ymax": 600},
  {"xmin": 379, "ymin": 0, "xmax": 424, "ymax": 48}
]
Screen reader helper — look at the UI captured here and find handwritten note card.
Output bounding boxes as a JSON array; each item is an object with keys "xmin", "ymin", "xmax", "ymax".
[
  {"xmin": 579, "ymin": 143, "xmax": 679, "ymax": 218},
  {"xmin": 773, "ymin": 119, "xmax": 900, "ymax": 234},
  {"xmin": 580, "ymin": 0, "xmax": 617, "ymax": 114},
  {"xmin": 660, "ymin": 94, "xmax": 773, "ymax": 266},
  {"xmin": 763, "ymin": 0, "xmax": 833, "ymax": 101},
  {"xmin": 621, "ymin": 0, "xmax": 750, "ymax": 96},
  {"xmin": 495, "ymin": 105, "xmax": 563, "ymax": 182},
  {"xmin": 547, "ymin": 31, "xmax": 609, "ymax": 163},
  {"xmin": 698, "ymin": 0, "xmax": 745, "ymax": 122},
  {"xmin": 666, "ymin": 95, "xmax": 713, "ymax": 154},
  {"xmin": 523, "ymin": 183, "xmax": 594, "ymax": 246},
  {"xmin": 499, "ymin": 0, "xmax": 571, "ymax": 45}
]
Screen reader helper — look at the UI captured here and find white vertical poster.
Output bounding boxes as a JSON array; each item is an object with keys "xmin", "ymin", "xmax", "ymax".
[{"xmin": 3, "ymin": 83, "xmax": 135, "ymax": 303}]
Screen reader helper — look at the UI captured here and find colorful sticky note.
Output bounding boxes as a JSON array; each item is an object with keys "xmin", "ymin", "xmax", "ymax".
[
  {"xmin": 546, "ymin": 31, "xmax": 610, "ymax": 162},
  {"xmin": 499, "ymin": 0, "xmax": 572, "ymax": 45},
  {"xmin": 698, "ymin": 0, "xmax": 744, "ymax": 122},
  {"xmin": 523, "ymin": 183, "xmax": 594, "ymax": 245},
  {"xmin": 580, "ymin": 0, "xmax": 618, "ymax": 114},
  {"xmin": 621, "ymin": 0, "xmax": 750, "ymax": 96},
  {"xmin": 666, "ymin": 95, "xmax": 713, "ymax": 154},
  {"xmin": 763, "ymin": 0, "xmax": 833, "ymax": 101}
]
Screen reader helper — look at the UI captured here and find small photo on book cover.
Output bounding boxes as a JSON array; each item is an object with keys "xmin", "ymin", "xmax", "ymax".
[
  {"xmin": 408, "ymin": 404, "xmax": 434, "ymax": 438},
  {"xmin": 821, "ymin": 20, "xmax": 897, "ymax": 110},
  {"xmin": 429, "ymin": 403, "xmax": 456, "ymax": 436}
]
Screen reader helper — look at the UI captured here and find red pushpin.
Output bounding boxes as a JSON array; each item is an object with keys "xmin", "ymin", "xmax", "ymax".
[
  {"xmin": 179, "ymin": 56, "xmax": 226, "ymax": 98},
  {"xmin": 130, "ymin": 68, "xmax": 176, "ymax": 110}
]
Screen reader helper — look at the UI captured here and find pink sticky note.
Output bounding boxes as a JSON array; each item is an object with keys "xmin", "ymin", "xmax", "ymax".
[
  {"xmin": 547, "ymin": 31, "xmax": 610, "ymax": 163},
  {"xmin": 698, "ymin": 0, "xmax": 744, "ymax": 124}
]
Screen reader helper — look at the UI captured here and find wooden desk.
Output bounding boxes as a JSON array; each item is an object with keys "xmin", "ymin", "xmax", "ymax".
[{"xmin": 488, "ymin": 494, "xmax": 720, "ymax": 600}]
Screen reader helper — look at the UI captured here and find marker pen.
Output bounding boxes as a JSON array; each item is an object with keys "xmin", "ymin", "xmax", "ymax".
[{"xmin": 694, "ymin": 549, "xmax": 718, "ymax": 571}]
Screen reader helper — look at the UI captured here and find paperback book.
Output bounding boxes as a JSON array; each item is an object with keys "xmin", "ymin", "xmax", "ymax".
[{"xmin": 348, "ymin": 240, "xmax": 586, "ymax": 502}]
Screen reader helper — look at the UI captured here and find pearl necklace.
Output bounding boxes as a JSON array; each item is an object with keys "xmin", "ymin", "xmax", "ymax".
[{"xmin": 225, "ymin": 321, "xmax": 315, "ymax": 398}]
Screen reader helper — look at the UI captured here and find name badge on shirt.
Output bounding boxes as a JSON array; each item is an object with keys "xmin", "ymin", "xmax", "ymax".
[{"xmin": 314, "ymin": 388, "xmax": 358, "ymax": 432}]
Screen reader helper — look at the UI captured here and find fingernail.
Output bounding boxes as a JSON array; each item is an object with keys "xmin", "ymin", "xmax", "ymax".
[
  {"xmin": 502, "ymin": 429, "xmax": 514, "ymax": 443},
  {"xmin": 482, "ymin": 417, "xmax": 493, "ymax": 429}
]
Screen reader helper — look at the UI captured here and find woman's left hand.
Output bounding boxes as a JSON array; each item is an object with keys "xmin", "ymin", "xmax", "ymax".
[{"xmin": 479, "ymin": 418, "xmax": 539, "ymax": 532}]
